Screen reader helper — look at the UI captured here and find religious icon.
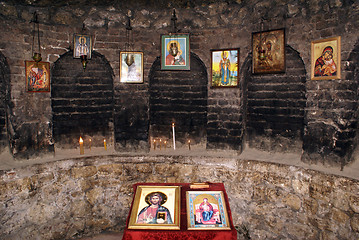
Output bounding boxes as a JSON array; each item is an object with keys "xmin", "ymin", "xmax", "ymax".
[
  {"xmin": 25, "ymin": 61, "xmax": 50, "ymax": 92},
  {"xmin": 161, "ymin": 34, "xmax": 190, "ymax": 70},
  {"xmin": 120, "ymin": 52, "xmax": 143, "ymax": 83},
  {"xmin": 165, "ymin": 40, "xmax": 185, "ymax": 66},
  {"xmin": 128, "ymin": 185, "xmax": 181, "ymax": 230},
  {"xmin": 73, "ymin": 34, "xmax": 92, "ymax": 59},
  {"xmin": 211, "ymin": 48, "xmax": 239, "ymax": 88},
  {"xmin": 252, "ymin": 28, "xmax": 285, "ymax": 74},
  {"xmin": 186, "ymin": 191, "xmax": 231, "ymax": 230},
  {"xmin": 311, "ymin": 36, "xmax": 341, "ymax": 80},
  {"xmin": 136, "ymin": 191, "xmax": 173, "ymax": 224}
]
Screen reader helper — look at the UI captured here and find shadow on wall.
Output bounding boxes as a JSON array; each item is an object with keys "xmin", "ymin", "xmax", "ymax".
[
  {"xmin": 51, "ymin": 50, "xmax": 114, "ymax": 149},
  {"xmin": 302, "ymin": 38, "xmax": 359, "ymax": 167},
  {"xmin": 0, "ymin": 52, "xmax": 9, "ymax": 152},
  {"xmin": 149, "ymin": 52, "xmax": 208, "ymax": 146},
  {"xmin": 243, "ymin": 45, "xmax": 306, "ymax": 154}
]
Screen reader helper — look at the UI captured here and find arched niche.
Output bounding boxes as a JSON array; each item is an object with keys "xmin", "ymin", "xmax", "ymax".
[
  {"xmin": 352, "ymin": 40, "xmax": 359, "ymax": 159},
  {"xmin": 149, "ymin": 52, "xmax": 208, "ymax": 146},
  {"xmin": 302, "ymin": 38, "xmax": 359, "ymax": 166},
  {"xmin": 243, "ymin": 45, "xmax": 306, "ymax": 152},
  {"xmin": 0, "ymin": 51, "xmax": 10, "ymax": 152},
  {"xmin": 51, "ymin": 51, "xmax": 114, "ymax": 148},
  {"xmin": 339, "ymin": 38, "xmax": 359, "ymax": 163}
]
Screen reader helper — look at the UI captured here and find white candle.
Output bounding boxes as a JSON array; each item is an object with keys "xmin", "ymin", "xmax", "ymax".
[
  {"xmin": 79, "ymin": 137, "xmax": 84, "ymax": 155},
  {"xmin": 172, "ymin": 123, "xmax": 176, "ymax": 150}
]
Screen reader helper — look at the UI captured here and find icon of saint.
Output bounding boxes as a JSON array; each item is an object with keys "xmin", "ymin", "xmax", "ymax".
[
  {"xmin": 314, "ymin": 46, "xmax": 337, "ymax": 76},
  {"xmin": 165, "ymin": 40, "xmax": 185, "ymax": 66},
  {"xmin": 137, "ymin": 192, "xmax": 172, "ymax": 224}
]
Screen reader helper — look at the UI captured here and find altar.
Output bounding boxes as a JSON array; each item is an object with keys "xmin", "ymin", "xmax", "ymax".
[{"xmin": 122, "ymin": 182, "xmax": 237, "ymax": 240}]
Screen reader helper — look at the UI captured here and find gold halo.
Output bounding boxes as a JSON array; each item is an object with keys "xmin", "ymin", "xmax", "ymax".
[
  {"xmin": 167, "ymin": 40, "xmax": 181, "ymax": 53},
  {"xmin": 79, "ymin": 36, "xmax": 86, "ymax": 44},
  {"xmin": 221, "ymin": 51, "xmax": 229, "ymax": 59},
  {"xmin": 144, "ymin": 191, "xmax": 167, "ymax": 205}
]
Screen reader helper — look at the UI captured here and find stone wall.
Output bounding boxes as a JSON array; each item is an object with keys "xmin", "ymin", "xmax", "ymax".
[
  {"xmin": 51, "ymin": 51, "xmax": 114, "ymax": 148},
  {"xmin": 149, "ymin": 53, "xmax": 208, "ymax": 146},
  {"xmin": 245, "ymin": 46, "xmax": 306, "ymax": 152},
  {"xmin": 0, "ymin": 0, "xmax": 359, "ymax": 165},
  {"xmin": 0, "ymin": 1, "xmax": 358, "ymax": 166},
  {"xmin": 0, "ymin": 51, "xmax": 9, "ymax": 151},
  {"xmin": 0, "ymin": 154, "xmax": 358, "ymax": 239}
]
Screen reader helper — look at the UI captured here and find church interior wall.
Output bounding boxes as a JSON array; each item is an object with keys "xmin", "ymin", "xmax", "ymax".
[{"xmin": 0, "ymin": 0, "xmax": 358, "ymax": 239}]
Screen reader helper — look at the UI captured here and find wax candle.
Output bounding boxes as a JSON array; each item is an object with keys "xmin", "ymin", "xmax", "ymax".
[
  {"xmin": 89, "ymin": 139, "xmax": 92, "ymax": 150},
  {"xmin": 153, "ymin": 139, "xmax": 156, "ymax": 150},
  {"xmin": 188, "ymin": 139, "xmax": 191, "ymax": 150},
  {"xmin": 159, "ymin": 139, "xmax": 162, "ymax": 150},
  {"xmin": 164, "ymin": 140, "xmax": 167, "ymax": 150},
  {"xmin": 172, "ymin": 123, "xmax": 176, "ymax": 150},
  {"xmin": 79, "ymin": 137, "xmax": 84, "ymax": 155},
  {"xmin": 104, "ymin": 139, "xmax": 107, "ymax": 150}
]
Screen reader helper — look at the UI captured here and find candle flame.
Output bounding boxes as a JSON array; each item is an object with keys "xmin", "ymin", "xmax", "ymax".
[
  {"xmin": 79, "ymin": 137, "xmax": 83, "ymax": 143},
  {"xmin": 172, "ymin": 122, "xmax": 175, "ymax": 127}
]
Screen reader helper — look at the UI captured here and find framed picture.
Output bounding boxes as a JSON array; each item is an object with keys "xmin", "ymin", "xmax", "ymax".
[
  {"xmin": 25, "ymin": 61, "xmax": 50, "ymax": 92},
  {"xmin": 161, "ymin": 33, "xmax": 190, "ymax": 70},
  {"xmin": 120, "ymin": 51, "xmax": 144, "ymax": 83},
  {"xmin": 211, "ymin": 48, "xmax": 239, "ymax": 88},
  {"xmin": 128, "ymin": 185, "xmax": 181, "ymax": 230},
  {"xmin": 252, "ymin": 28, "xmax": 285, "ymax": 74},
  {"xmin": 186, "ymin": 191, "xmax": 231, "ymax": 230},
  {"xmin": 73, "ymin": 34, "xmax": 92, "ymax": 59},
  {"xmin": 311, "ymin": 36, "xmax": 341, "ymax": 80}
]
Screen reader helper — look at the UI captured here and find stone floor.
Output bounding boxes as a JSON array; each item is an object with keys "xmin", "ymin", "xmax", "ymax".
[{"xmin": 78, "ymin": 231, "xmax": 123, "ymax": 240}]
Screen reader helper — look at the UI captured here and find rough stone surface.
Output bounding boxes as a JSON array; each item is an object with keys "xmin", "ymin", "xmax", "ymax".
[
  {"xmin": 351, "ymin": 214, "xmax": 359, "ymax": 233},
  {"xmin": 0, "ymin": 155, "xmax": 359, "ymax": 239}
]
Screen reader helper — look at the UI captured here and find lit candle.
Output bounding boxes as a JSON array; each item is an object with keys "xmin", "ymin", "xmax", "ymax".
[
  {"xmin": 172, "ymin": 123, "xmax": 176, "ymax": 150},
  {"xmin": 159, "ymin": 139, "xmax": 162, "ymax": 150},
  {"xmin": 79, "ymin": 137, "xmax": 84, "ymax": 155},
  {"xmin": 104, "ymin": 139, "xmax": 107, "ymax": 150},
  {"xmin": 154, "ymin": 139, "xmax": 156, "ymax": 150},
  {"xmin": 188, "ymin": 139, "xmax": 191, "ymax": 150},
  {"xmin": 164, "ymin": 140, "xmax": 167, "ymax": 150},
  {"xmin": 89, "ymin": 138, "xmax": 92, "ymax": 150}
]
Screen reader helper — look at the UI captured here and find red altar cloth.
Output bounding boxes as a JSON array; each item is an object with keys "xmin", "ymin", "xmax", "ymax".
[{"xmin": 122, "ymin": 182, "xmax": 237, "ymax": 240}]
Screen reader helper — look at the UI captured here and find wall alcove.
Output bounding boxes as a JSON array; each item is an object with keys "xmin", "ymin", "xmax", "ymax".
[
  {"xmin": 0, "ymin": 51, "xmax": 9, "ymax": 151},
  {"xmin": 302, "ymin": 38, "xmax": 359, "ymax": 166},
  {"xmin": 149, "ymin": 52, "xmax": 208, "ymax": 146},
  {"xmin": 348, "ymin": 40, "xmax": 359, "ymax": 158},
  {"xmin": 345, "ymin": 38, "xmax": 359, "ymax": 161},
  {"xmin": 243, "ymin": 45, "xmax": 306, "ymax": 152},
  {"xmin": 51, "ymin": 51, "xmax": 114, "ymax": 148}
]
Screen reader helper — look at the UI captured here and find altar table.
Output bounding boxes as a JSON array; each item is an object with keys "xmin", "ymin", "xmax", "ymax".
[{"xmin": 122, "ymin": 182, "xmax": 237, "ymax": 240}]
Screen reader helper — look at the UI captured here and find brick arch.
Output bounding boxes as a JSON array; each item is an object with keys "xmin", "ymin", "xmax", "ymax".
[
  {"xmin": 242, "ymin": 45, "xmax": 306, "ymax": 152},
  {"xmin": 149, "ymin": 52, "xmax": 208, "ymax": 145},
  {"xmin": 0, "ymin": 51, "xmax": 10, "ymax": 151},
  {"xmin": 51, "ymin": 51, "xmax": 114, "ymax": 148},
  {"xmin": 353, "ymin": 40, "xmax": 359, "ymax": 159}
]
